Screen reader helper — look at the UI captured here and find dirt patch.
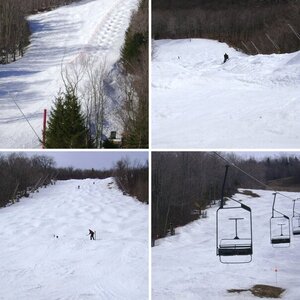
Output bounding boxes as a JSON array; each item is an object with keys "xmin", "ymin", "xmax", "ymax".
[
  {"xmin": 251, "ymin": 285, "xmax": 285, "ymax": 298},
  {"xmin": 228, "ymin": 284, "xmax": 285, "ymax": 298}
]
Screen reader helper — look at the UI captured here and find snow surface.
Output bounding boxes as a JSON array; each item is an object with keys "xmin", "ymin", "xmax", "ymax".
[
  {"xmin": 0, "ymin": 178, "xmax": 148, "ymax": 300},
  {"xmin": 0, "ymin": 0, "xmax": 138, "ymax": 148},
  {"xmin": 152, "ymin": 39, "xmax": 300, "ymax": 148},
  {"xmin": 152, "ymin": 189, "xmax": 300, "ymax": 299}
]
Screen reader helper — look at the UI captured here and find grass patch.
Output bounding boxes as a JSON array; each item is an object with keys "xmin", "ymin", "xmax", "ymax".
[
  {"xmin": 228, "ymin": 284, "xmax": 285, "ymax": 298},
  {"xmin": 239, "ymin": 190, "xmax": 260, "ymax": 197}
]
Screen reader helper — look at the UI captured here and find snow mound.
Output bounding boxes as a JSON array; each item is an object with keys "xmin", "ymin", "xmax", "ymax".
[
  {"xmin": 0, "ymin": 178, "xmax": 148, "ymax": 299},
  {"xmin": 152, "ymin": 39, "xmax": 300, "ymax": 148},
  {"xmin": 286, "ymin": 51, "xmax": 300, "ymax": 65},
  {"xmin": 0, "ymin": 0, "xmax": 138, "ymax": 148}
]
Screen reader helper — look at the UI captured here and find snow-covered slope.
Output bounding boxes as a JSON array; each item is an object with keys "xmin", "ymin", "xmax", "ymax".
[
  {"xmin": 0, "ymin": 0, "xmax": 138, "ymax": 148},
  {"xmin": 0, "ymin": 178, "xmax": 148, "ymax": 300},
  {"xmin": 152, "ymin": 39, "xmax": 300, "ymax": 148},
  {"xmin": 152, "ymin": 190, "xmax": 300, "ymax": 299}
]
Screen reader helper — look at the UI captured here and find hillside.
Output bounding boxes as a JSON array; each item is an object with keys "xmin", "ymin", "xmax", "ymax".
[
  {"xmin": 0, "ymin": 0, "xmax": 138, "ymax": 148},
  {"xmin": 0, "ymin": 178, "xmax": 148, "ymax": 299},
  {"xmin": 152, "ymin": 189, "xmax": 300, "ymax": 299},
  {"xmin": 152, "ymin": 39, "xmax": 300, "ymax": 148}
]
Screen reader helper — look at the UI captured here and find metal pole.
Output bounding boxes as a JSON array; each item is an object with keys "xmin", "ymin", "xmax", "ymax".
[
  {"xmin": 220, "ymin": 165, "xmax": 229, "ymax": 208},
  {"xmin": 250, "ymin": 41, "xmax": 260, "ymax": 54},
  {"xmin": 42, "ymin": 109, "xmax": 47, "ymax": 149},
  {"xmin": 265, "ymin": 33, "xmax": 280, "ymax": 52},
  {"xmin": 241, "ymin": 41, "xmax": 251, "ymax": 53},
  {"xmin": 272, "ymin": 193, "xmax": 277, "ymax": 218},
  {"xmin": 287, "ymin": 24, "xmax": 300, "ymax": 41}
]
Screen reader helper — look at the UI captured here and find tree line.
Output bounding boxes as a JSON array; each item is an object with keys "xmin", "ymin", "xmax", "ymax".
[
  {"xmin": 114, "ymin": 157, "xmax": 148, "ymax": 203},
  {"xmin": 0, "ymin": 153, "xmax": 148, "ymax": 208},
  {"xmin": 152, "ymin": 152, "xmax": 300, "ymax": 241},
  {"xmin": 0, "ymin": 153, "xmax": 55, "ymax": 207},
  {"xmin": 152, "ymin": 0, "xmax": 300, "ymax": 54},
  {"xmin": 0, "ymin": 0, "xmax": 78, "ymax": 64},
  {"xmin": 120, "ymin": 0, "xmax": 148, "ymax": 148}
]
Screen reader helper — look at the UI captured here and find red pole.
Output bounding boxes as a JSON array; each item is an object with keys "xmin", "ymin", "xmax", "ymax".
[{"xmin": 42, "ymin": 109, "xmax": 47, "ymax": 149}]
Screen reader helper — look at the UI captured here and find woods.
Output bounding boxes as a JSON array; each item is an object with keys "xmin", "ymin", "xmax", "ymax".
[
  {"xmin": 114, "ymin": 157, "xmax": 149, "ymax": 203},
  {"xmin": 152, "ymin": 152, "xmax": 300, "ymax": 240},
  {"xmin": 0, "ymin": 153, "xmax": 148, "ymax": 208},
  {"xmin": 152, "ymin": 0, "xmax": 300, "ymax": 54},
  {"xmin": 0, "ymin": 0, "xmax": 78, "ymax": 64},
  {"xmin": 120, "ymin": 0, "xmax": 148, "ymax": 148},
  {"xmin": 0, "ymin": 153, "xmax": 55, "ymax": 207}
]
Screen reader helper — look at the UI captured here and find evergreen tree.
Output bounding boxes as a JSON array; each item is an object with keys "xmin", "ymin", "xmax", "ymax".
[{"xmin": 45, "ymin": 87, "xmax": 91, "ymax": 148}]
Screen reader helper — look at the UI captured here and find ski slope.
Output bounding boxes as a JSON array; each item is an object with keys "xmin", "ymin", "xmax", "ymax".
[
  {"xmin": 152, "ymin": 190, "xmax": 300, "ymax": 299},
  {"xmin": 0, "ymin": 0, "xmax": 138, "ymax": 148},
  {"xmin": 0, "ymin": 178, "xmax": 148, "ymax": 300},
  {"xmin": 152, "ymin": 39, "xmax": 300, "ymax": 148}
]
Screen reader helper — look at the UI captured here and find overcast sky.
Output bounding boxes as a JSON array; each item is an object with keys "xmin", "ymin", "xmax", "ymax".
[{"xmin": 2, "ymin": 151, "xmax": 148, "ymax": 170}]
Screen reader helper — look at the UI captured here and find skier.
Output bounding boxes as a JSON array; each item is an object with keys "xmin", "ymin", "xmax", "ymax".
[
  {"xmin": 223, "ymin": 53, "xmax": 229, "ymax": 63},
  {"xmin": 88, "ymin": 229, "xmax": 95, "ymax": 240}
]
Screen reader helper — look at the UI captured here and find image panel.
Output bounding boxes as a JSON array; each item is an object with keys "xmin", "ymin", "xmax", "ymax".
[
  {"xmin": 152, "ymin": 1, "xmax": 300, "ymax": 148},
  {"xmin": 0, "ymin": 0, "xmax": 148, "ymax": 149},
  {"xmin": 152, "ymin": 151, "xmax": 300, "ymax": 299},
  {"xmin": 0, "ymin": 151, "xmax": 149, "ymax": 299}
]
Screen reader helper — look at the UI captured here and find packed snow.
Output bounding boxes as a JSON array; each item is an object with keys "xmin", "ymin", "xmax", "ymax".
[
  {"xmin": 0, "ymin": 178, "xmax": 148, "ymax": 300},
  {"xmin": 152, "ymin": 189, "xmax": 300, "ymax": 299},
  {"xmin": 152, "ymin": 39, "xmax": 300, "ymax": 148},
  {"xmin": 0, "ymin": 0, "xmax": 138, "ymax": 148}
]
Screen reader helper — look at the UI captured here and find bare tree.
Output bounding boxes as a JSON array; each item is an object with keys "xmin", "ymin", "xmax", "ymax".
[{"xmin": 80, "ymin": 57, "xmax": 108, "ymax": 148}]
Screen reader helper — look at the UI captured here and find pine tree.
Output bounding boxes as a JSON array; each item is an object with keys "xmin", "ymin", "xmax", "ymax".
[{"xmin": 45, "ymin": 87, "xmax": 91, "ymax": 148}]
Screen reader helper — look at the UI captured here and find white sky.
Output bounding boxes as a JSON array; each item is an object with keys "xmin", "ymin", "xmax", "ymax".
[{"xmin": 0, "ymin": 151, "xmax": 148, "ymax": 169}]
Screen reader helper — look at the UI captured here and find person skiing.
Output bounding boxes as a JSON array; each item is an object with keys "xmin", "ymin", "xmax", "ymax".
[
  {"xmin": 223, "ymin": 53, "xmax": 229, "ymax": 63},
  {"xmin": 88, "ymin": 229, "xmax": 95, "ymax": 240}
]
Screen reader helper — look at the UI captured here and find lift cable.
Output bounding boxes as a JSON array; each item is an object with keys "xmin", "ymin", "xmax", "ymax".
[
  {"xmin": 9, "ymin": 93, "xmax": 42, "ymax": 144},
  {"xmin": 212, "ymin": 152, "xmax": 296, "ymax": 201}
]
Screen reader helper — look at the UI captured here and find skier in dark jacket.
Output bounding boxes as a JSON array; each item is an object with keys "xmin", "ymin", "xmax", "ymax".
[
  {"xmin": 88, "ymin": 229, "xmax": 95, "ymax": 240},
  {"xmin": 223, "ymin": 53, "xmax": 229, "ymax": 63}
]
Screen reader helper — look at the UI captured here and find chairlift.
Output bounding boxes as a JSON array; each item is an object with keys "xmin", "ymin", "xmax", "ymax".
[
  {"xmin": 216, "ymin": 165, "xmax": 253, "ymax": 264},
  {"xmin": 292, "ymin": 199, "xmax": 300, "ymax": 235},
  {"xmin": 270, "ymin": 193, "xmax": 291, "ymax": 247}
]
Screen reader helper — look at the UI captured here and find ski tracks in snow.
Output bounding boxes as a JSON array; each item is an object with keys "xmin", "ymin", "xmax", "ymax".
[
  {"xmin": 0, "ymin": 178, "xmax": 148, "ymax": 300},
  {"xmin": 0, "ymin": 0, "xmax": 139, "ymax": 148}
]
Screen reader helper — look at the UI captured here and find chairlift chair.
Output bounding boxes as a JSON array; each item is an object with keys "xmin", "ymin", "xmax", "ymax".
[
  {"xmin": 292, "ymin": 199, "xmax": 300, "ymax": 235},
  {"xmin": 270, "ymin": 193, "xmax": 291, "ymax": 247},
  {"xmin": 216, "ymin": 165, "xmax": 253, "ymax": 264}
]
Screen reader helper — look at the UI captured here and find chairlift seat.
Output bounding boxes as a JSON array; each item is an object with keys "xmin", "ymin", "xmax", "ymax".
[
  {"xmin": 218, "ymin": 238, "xmax": 252, "ymax": 256},
  {"xmin": 218, "ymin": 244, "xmax": 252, "ymax": 256},
  {"xmin": 271, "ymin": 237, "xmax": 290, "ymax": 244},
  {"xmin": 292, "ymin": 228, "xmax": 300, "ymax": 235}
]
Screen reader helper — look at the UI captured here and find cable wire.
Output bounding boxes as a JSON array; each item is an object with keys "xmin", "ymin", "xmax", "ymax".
[
  {"xmin": 9, "ymin": 93, "xmax": 42, "ymax": 144},
  {"xmin": 212, "ymin": 152, "xmax": 297, "ymax": 201}
]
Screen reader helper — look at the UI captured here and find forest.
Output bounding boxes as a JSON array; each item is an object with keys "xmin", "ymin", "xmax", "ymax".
[
  {"xmin": 120, "ymin": 0, "xmax": 148, "ymax": 148},
  {"xmin": 0, "ymin": 0, "xmax": 78, "ymax": 64},
  {"xmin": 0, "ymin": 153, "xmax": 148, "ymax": 208},
  {"xmin": 152, "ymin": 0, "xmax": 300, "ymax": 54},
  {"xmin": 152, "ymin": 152, "xmax": 300, "ymax": 241}
]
